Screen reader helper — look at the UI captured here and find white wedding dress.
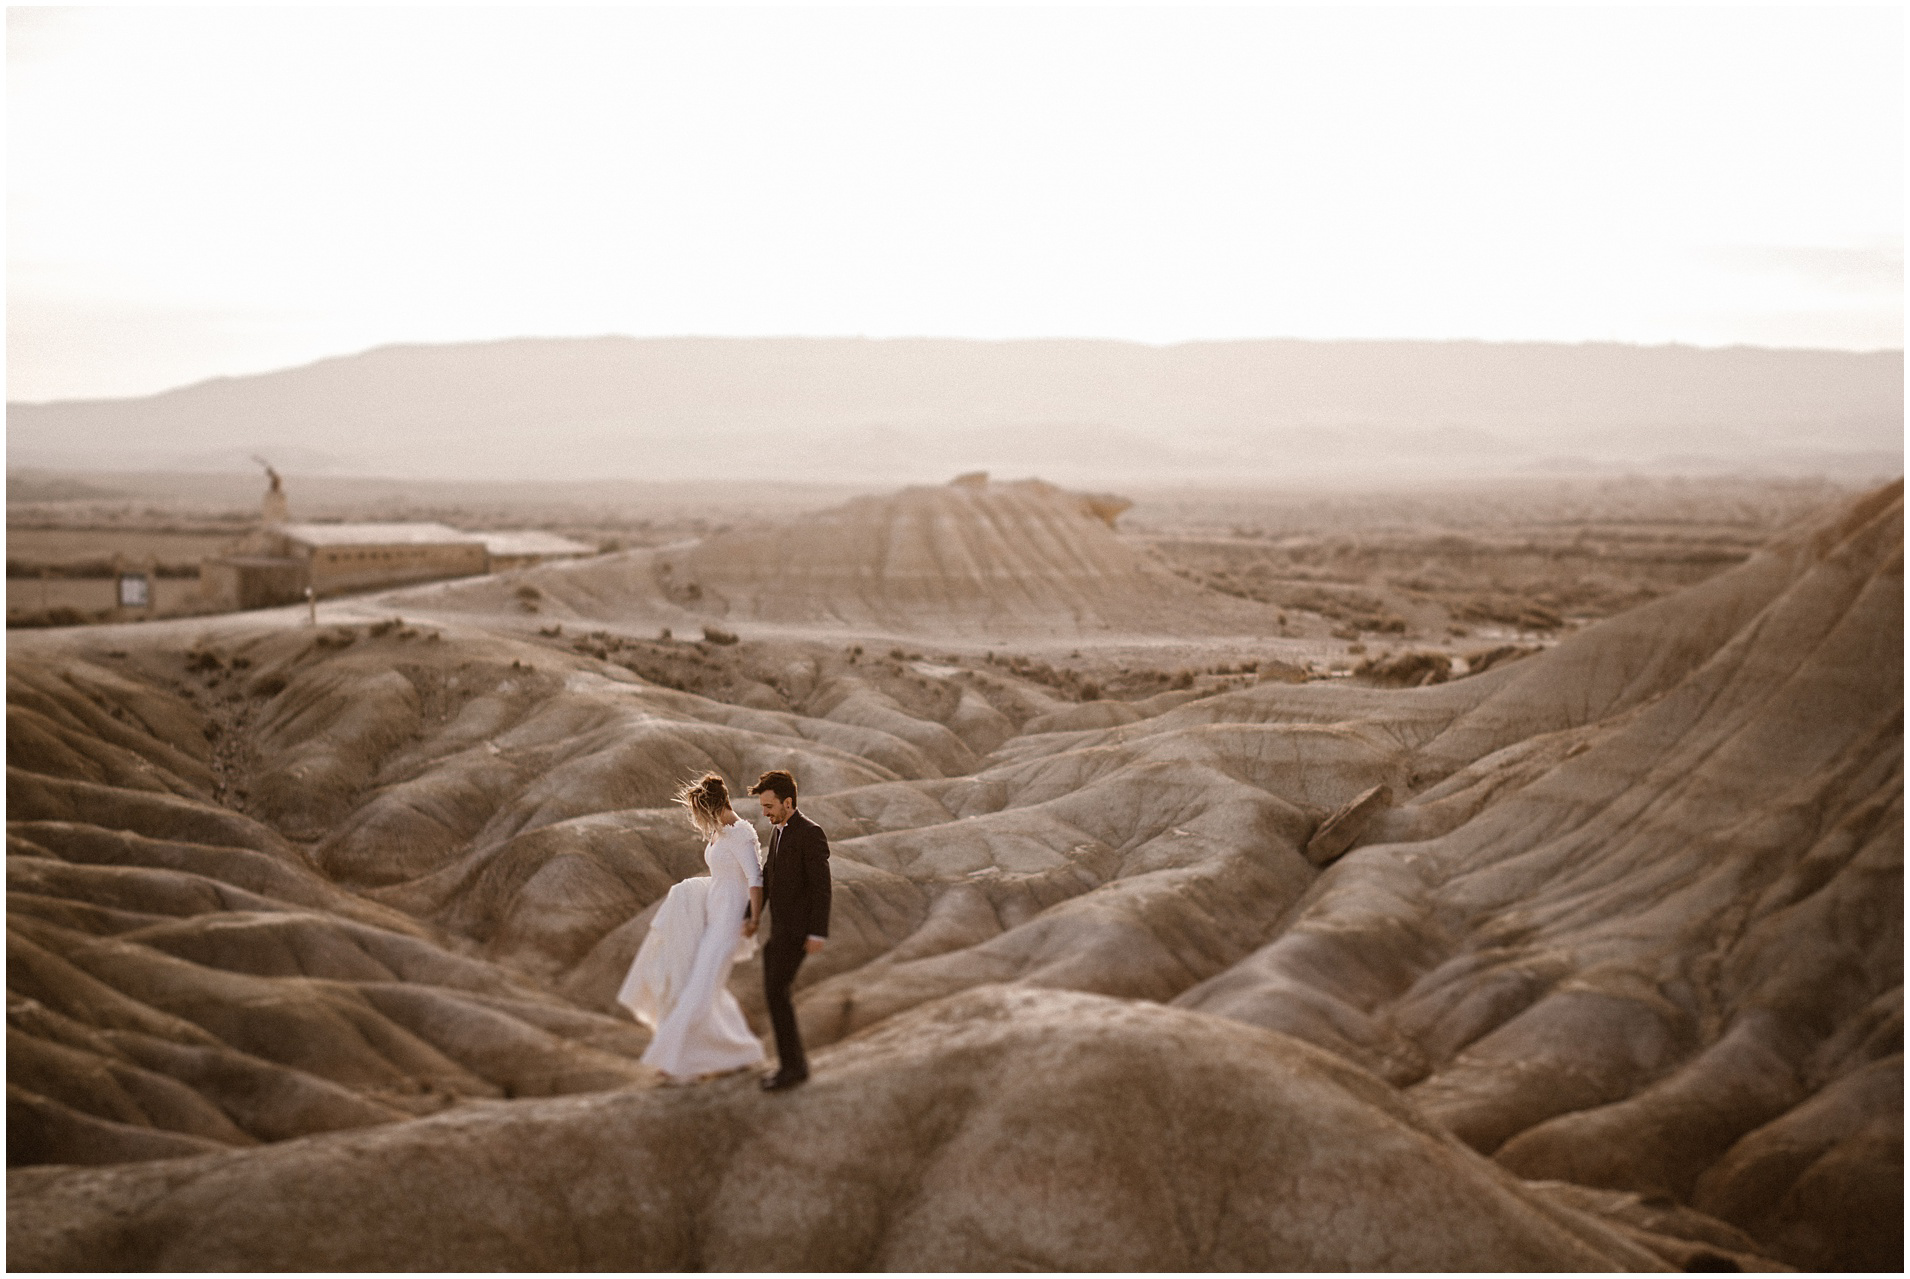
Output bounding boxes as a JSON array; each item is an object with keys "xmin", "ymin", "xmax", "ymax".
[{"xmin": 618, "ymin": 819, "xmax": 767, "ymax": 1079}]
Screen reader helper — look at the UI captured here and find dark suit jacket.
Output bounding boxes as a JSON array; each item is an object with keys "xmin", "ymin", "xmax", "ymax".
[{"xmin": 764, "ymin": 808, "xmax": 831, "ymax": 945}]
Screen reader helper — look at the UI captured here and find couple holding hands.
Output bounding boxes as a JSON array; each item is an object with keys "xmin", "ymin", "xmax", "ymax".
[{"xmin": 617, "ymin": 769, "xmax": 831, "ymax": 1092}]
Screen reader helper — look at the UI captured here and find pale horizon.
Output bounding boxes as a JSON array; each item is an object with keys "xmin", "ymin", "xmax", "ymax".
[
  {"xmin": 8, "ymin": 5, "xmax": 1903, "ymax": 403},
  {"xmin": 14, "ymin": 329, "xmax": 1910, "ymax": 412}
]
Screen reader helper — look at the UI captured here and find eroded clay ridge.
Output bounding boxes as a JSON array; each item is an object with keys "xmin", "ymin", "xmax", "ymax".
[{"xmin": 6, "ymin": 481, "xmax": 1901, "ymax": 1270}]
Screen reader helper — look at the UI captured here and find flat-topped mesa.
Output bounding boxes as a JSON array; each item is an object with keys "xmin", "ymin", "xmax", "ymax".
[
  {"xmin": 944, "ymin": 472, "xmax": 1132, "ymax": 525},
  {"xmin": 945, "ymin": 472, "xmax": 1131, "ymax": 527},
  {"xmin": 672, "ymin": 474, "xmax": 1239, "ymax": 635}
]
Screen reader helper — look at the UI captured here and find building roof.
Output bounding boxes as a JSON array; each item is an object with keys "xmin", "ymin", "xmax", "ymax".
[
  {"xmin": 209, "ymin": 555, "xmax": 306, "ymax": 568},
  {"xmin": 471, "ymin": 530, "xmax": 597, "ymax": 557},
  {"xmin": 275, "ymin": 522, "xmax": 484, "ymax": 548}
]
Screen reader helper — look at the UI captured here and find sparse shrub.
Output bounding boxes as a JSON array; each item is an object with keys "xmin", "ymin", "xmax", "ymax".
[
  {"xmin": 514, "ymin": 585, "xmax": 541, "ymax": 601},
  {"xmin": 702, "ymin": 624, "xmax": 739, "ymax": 646},
  {"xmin": 1345, "ymin": 614, "xmax": 1409, "ymax": 635},
  {"xmin": 1454, "ymin": 594, "xmax": 1562, "ymax": 632},
  {"xmin": 1347, "ymin": 642, "xmax": 1366, "ymax": 655},
  {"xmin": 1462, "ymin": 645, "xmax": 1541, "ymax": 676},
  {"xmin": 657, "ymin": 627, "xmax": 672, "ymax": 642},
  {"xmin": 1171, "ymin": 669, "xmax": 1195, "ymax": 690},
  {"xmin": 1077, "ymin": 680, "xmax": 1102, "ymax": 702},
  {"xmin": 1354, "ymin": 651, "xmax": 1452, "ymax": 688}
]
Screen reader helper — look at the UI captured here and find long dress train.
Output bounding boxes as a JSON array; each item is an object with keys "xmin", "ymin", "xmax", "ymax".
[{"xmin": 617, "ymin": 819, "xmax": 767, "ymax": 1079}]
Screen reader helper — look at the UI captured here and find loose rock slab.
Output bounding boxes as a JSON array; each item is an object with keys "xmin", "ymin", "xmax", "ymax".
[{"xmin": 1305, "ymin": 782, "xmax": 1393, "ymax": 866}]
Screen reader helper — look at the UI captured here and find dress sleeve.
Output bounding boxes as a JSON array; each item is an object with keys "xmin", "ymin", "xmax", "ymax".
[{"xmin": 735, "ymin": 824, "xmax": 764, "ymax": 887}]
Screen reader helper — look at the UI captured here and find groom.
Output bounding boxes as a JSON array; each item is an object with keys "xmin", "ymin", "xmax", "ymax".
[{"xmin": 745, "ymin": 769, "xmax": 831, "ymax": 1091}]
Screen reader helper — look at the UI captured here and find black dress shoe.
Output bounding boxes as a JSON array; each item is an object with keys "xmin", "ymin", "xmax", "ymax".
[{"xmin": 760, "ymin": 1070, "xmax": 808, "ymax": 1092}]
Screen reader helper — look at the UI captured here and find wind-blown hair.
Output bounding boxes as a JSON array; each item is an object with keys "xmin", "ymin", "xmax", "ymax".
[{"xmin": 674, "ymin": 772, "xmax": 731, "ymax": 840}]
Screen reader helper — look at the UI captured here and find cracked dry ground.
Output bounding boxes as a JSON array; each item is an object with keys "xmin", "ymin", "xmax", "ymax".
[{"xmin": 7, "ymin": 482, "xmax": 1901, "ymax": 1270}]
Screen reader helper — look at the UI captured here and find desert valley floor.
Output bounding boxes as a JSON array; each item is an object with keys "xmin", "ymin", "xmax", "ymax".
[{"xmin": 6, "ymin": 475, "xmax": 1901, "ymax": 1270}]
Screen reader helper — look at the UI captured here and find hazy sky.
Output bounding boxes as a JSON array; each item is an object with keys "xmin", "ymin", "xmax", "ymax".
[{"xmin": 8, "ymin": 4, "xmax": 1903, "ymax": 403}]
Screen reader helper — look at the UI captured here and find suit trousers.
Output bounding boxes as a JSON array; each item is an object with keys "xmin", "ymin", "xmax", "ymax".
[{"xmin": 762, "ymin": 937, "xmax": 809, "ymax": 1076}]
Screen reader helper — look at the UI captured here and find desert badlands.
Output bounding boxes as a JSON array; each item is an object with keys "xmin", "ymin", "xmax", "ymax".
[{"xmin": 5, "ymin": 475, "xmax": 1901, "ymax": 1270}]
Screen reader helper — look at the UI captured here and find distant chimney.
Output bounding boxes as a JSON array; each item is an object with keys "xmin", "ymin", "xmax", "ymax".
[{"xmin": 259, "ymin": 461, "xmax": 288, "ymax": 525}]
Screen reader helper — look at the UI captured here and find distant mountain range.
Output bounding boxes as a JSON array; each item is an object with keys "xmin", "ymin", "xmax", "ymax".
[{"xmin": 6, "ymin": 336, "xmax": 1901, "ymax": 486}]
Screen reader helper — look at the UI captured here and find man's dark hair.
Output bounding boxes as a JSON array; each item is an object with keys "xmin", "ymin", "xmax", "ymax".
[{"xmin": 749, "ymin": 769, "xmax": 797, "ymax": 804}]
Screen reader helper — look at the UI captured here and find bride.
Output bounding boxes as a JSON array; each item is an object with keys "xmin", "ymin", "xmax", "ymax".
[{"xmin": 616, "ymin": 773, "xmax": 768, "ymax": 1082}]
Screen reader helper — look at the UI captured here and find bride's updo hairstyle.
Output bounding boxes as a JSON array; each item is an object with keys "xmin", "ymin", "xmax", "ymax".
[{"xmin": 674, "ymin": 772, "xmax": 732, "ymax": 840}]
